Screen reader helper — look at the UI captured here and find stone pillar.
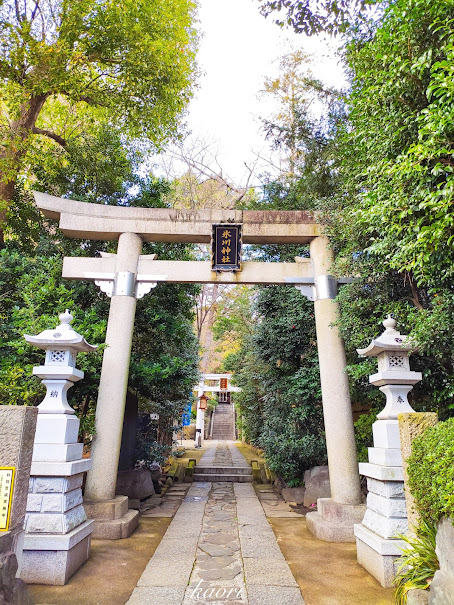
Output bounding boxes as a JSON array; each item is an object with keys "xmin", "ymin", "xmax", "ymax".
[
  {"xmin": 21, "ymin": 310, "xmax": 97, "ymax": 585},
  {"xmin": 84, "ymin": 232, "xmax": 142, "ymax": 539},
  {"xmin": 195, "ymin": 384, "xmax": 205, "ymax": 447},
  {"xmin": 305, "ymin": 236, "xmax": 365, "ymax": 543},
  {"xmin": 195, "ymin": 405, "xmax": 205, "ymax": 444},
  {"xmin": 354, "ymin": 316, "xmax": 423, "ymax": 587},
  {"xmin": 0, "ymin": 406, "xmax": 37, "ymax": 603}
]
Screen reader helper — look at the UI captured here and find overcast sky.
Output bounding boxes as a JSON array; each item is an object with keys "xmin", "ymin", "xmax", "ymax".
[{"xmin": 156, "ymin": 0, "xmax": 347, "ymax": 186}]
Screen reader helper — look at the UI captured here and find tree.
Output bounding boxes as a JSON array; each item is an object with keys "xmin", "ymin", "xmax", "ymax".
[
  {"xmin": 332, "ymin": 0, "xmax": 454, "ymax": 288},
  {"xmin": 1, "ymin": 124, "xmax": 200, "ymax": 461},
  {"xmin": 160, "ymin": 136, "xmax": 258, "ymax": 209},
  {"xmin": 258, "ymin": 0, "xmax": 379, "ymax": 36},
  {"xmin": 0, "ymin": 0, "xmax": 198, "ymax": 244},
  {"xmin": 260, "ymin": 50, "xmax": 335, "ymax": 179}
]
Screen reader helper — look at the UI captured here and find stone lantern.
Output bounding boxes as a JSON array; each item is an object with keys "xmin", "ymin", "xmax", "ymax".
[
  {"xmin": 353, "ymin": 316, "xmax": 422, "ymax": 588},
  {"xmin": 21, "ymin": 310, "xmax": 97, "ymax": 585}
]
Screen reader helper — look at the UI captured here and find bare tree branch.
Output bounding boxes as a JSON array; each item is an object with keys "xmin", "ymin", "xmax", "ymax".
[{"xmin": 31, "ymin": 126, "xmax": 67, "ymax": 147}]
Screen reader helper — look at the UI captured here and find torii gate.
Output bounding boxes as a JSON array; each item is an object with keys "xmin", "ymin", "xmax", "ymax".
[
  {"xmin": 33, "ymin": 191, "xmax": 365, "ymax": 542},
  {"xmin": 193, "ymin": 373, "xmax": 242, "ymax": 444}
]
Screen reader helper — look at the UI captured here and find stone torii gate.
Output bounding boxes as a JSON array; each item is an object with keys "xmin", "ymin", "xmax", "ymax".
[{"xmin": 33, "ymin": 191, "xmax": 365, "ymax": 541}]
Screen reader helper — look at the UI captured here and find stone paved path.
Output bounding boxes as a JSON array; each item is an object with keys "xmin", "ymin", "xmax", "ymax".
[{"xmin": 127, "ymin": 442, "xmax": 305, "ymax": 605}]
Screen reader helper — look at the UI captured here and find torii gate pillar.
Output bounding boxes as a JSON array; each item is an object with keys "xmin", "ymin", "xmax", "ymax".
[
  {"xmin": 83, "ymin": 232, "xmax": 143, "ymax": 538},
  {"xmin": 305, "ymin": 236, "xmax": 365, "ymax": 542}
]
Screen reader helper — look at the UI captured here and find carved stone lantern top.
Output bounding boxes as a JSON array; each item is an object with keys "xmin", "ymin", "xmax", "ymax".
[
  {"xmin": 24, "ymin": 310, "xmax": 97, "ymax": 353},
  {"xmin": 356, "ymin": 315, "xmax": 415, "ymax": 357},
  {"xmin": 24, "ymin": 311, "xmax": 97, "ymax": 404},
  {"xmin": 357, "ymin": 316, "xmax": 422, "ymax": 388}
]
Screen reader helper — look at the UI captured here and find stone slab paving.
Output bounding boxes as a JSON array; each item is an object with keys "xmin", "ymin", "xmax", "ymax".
[
  {"xmin": 255, "ymin": 486, "xmax": 302, "ymax": 519},
  {"xmin": 141, "ymin": 484, "xmax": 191, "ymax": 518},
  {"xmin": 127, "ymin": 442, "xmax": 305, "ymax": 605}
]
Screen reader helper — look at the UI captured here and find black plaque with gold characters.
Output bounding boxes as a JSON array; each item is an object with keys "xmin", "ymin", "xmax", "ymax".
[
  {"xmin": 211, "ymin": 224, "xmax": 242, "ymax": 271},
  {"xmin": 0, "ymin": 467, "xmax": 15, "ymax": 531}
]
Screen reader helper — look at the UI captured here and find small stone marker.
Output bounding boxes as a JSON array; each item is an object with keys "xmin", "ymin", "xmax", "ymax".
[{"xmin": 21, "ymin": 310, "xmax": 97, "ymax": 585}]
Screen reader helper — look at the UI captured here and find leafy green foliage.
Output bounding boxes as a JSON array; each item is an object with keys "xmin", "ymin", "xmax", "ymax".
[
  {"xmin": 258, "ymin": 0, "xmax": 380, "ymax": 36},
  {"xmin": 407, "ymin": 418, "xmax": 454, "ymax": 524},
  {"xmin": 354, "ymin": 407, "xmax": 378, "ymax": 463},
  {"xmin": 0, "ymin": 0, "xmax": 198, "ymax": 241},
  {"xmin": 335, "ymin": 0, "xmax": 454, "ymax": 288},
  {"xmin": 222, "ymin": 286, "xmax": 326, "ymax": 483},
  {"xmin": 0, "ymin": 0, "xmax": 198, "ymax": 141},
  {"xmin": 393, "ymin": 519, "xmax": 439, "ymax": 604},
  {"xmin": 0, "ymin": 126, "xmax": 199, "ymax": 457}
]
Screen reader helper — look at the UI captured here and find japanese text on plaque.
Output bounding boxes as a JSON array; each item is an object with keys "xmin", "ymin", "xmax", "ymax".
[{"xmin": 0, "ymin": 468, "xmax": 15, "ymax": 531}]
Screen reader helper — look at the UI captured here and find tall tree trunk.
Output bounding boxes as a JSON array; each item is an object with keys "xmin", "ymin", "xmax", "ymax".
[{"xmin": 0, "ymin": 93, "xmax": 48, "ymax": 247}]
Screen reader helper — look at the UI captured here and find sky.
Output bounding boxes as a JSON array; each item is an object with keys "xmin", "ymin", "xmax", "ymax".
[{"xmin": 156, "ymin": 0, "xmax": 347, "ymax": 187}]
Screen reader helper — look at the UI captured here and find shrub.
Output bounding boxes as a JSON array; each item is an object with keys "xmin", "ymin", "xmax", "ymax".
[
  {"xmin": 354, "ymin": 408, "xmax": 379, "ymax": 463},
  {"xmin": 393, "ymin": 519, "xmax": 439, "ymax": 605},
  {"xmin": 407, "ymin": 418, "xmax": 454, "ymax": 524}
]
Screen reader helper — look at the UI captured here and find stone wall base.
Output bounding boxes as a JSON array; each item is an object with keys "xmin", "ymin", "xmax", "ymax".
[
  {"xmin": 0, "ymin": 549, "xmax": 34, "ymax": 605},
  {"xmin": 356, "ymin": 536, "xmax": 400, "ymax": 587},
  {"xmin": 306, "ymin": 498, "xmax": 366, "ymax": 543},
  {"xmin": 429, "ymin": 570, "xmax": 454, "ymax": 605},
  {"xmin": 407, "ymin": 588, "xmax": 430, "ymax": 605},
  {"xmin": 22, "ymin": 520, "xmax": 93, "ymax": 585},
  {"xmin": 83, "ymin": 496, "xmax": 139, "ymax": 540}
]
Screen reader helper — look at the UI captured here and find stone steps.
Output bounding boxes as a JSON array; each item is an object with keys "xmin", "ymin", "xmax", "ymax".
[
  {"xmin": 193, "ymin": 473, "xmax": 253, "ymax": 483},
  {"xmin": 196, "ymin": 466, "xmax": 252, "ymax": 475},
  {"xmin": 193, "ymin": 465, "xmax": 253, "ymax": 483},
  {"xmin": 211, "ymin": 403, "xmax": 234, "ymax": 441}
]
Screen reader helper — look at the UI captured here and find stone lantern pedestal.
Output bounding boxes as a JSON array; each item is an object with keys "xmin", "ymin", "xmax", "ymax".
[
  {"xmin": 21, "ymin": 311, "xmax": 97, "ymax": 585},
  {"xmin": 354, "ymin": 316, "xmax": 422, "ymax": 587}
]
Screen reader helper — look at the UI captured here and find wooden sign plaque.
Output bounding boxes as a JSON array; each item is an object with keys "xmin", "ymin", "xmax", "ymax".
[{"xmin": 211, "ymin": 225, "xmax": 242, "ymax": 272}]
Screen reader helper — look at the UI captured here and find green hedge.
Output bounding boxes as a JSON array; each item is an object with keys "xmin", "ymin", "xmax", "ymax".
[{"xmin": 407, "ymin": 418, "xmax": 454, "ymax": 523}]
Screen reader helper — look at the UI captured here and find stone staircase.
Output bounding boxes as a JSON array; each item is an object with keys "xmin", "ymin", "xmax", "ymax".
[
  {"xmin": 193, "ymin": 440, "xmax": 253, "ymax": 483},
  {"xmin": 211, "ymin": 403, "xmax": 234, "ymax": 440}
]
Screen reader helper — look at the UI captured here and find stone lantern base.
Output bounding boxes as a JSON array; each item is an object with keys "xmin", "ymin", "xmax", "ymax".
[
  {"xmin": 21, "ymin": 521, "xmax": 93, "ymax": 586},
  {"xmin": 22, "ymin": 459, "xmax": 93, "ymax": 585},
  {"xmin": 354, "ymin": 418, "xmax": 408, "ymax": 587}
]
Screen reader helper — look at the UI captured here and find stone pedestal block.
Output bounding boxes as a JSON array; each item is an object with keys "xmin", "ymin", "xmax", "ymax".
[
  {"xmin": 34, "ymin": 413, "xmax": 80, "ymax": 444},
  {"xmin": 32, "ymin": 442, "xmax": 84, "ymax": 462},
  {"xmin": 0, "ymin": 405, "xmax": 38, "ymax": 593},
  {"xmin": 356, "ymin": 418, "xmax": 410, "ymax": 586},
  {"xmin": 306, "ymin": 498, "xmax": 366, "ymax": 543},
  {"xmin": 23, "ymin": 467, "xmax": 92, "ymax": 584},
  {"xmin": 356, "ymin": 536, "xmax": 401, "ymax": 588},
  {"xmin": 22, "ymin": 521, "xmax": 93, "ymax": 586},
  {"xmin": 368, "ymin": 447, "xmax": 402, "ymax": 466},
  {"xmin": 373, "ymin": 420, "xmax": 401, "ymax": 449},
  {"xmin": 83, "ymin": 496, "xmax": 139, "ymax": 539}
]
